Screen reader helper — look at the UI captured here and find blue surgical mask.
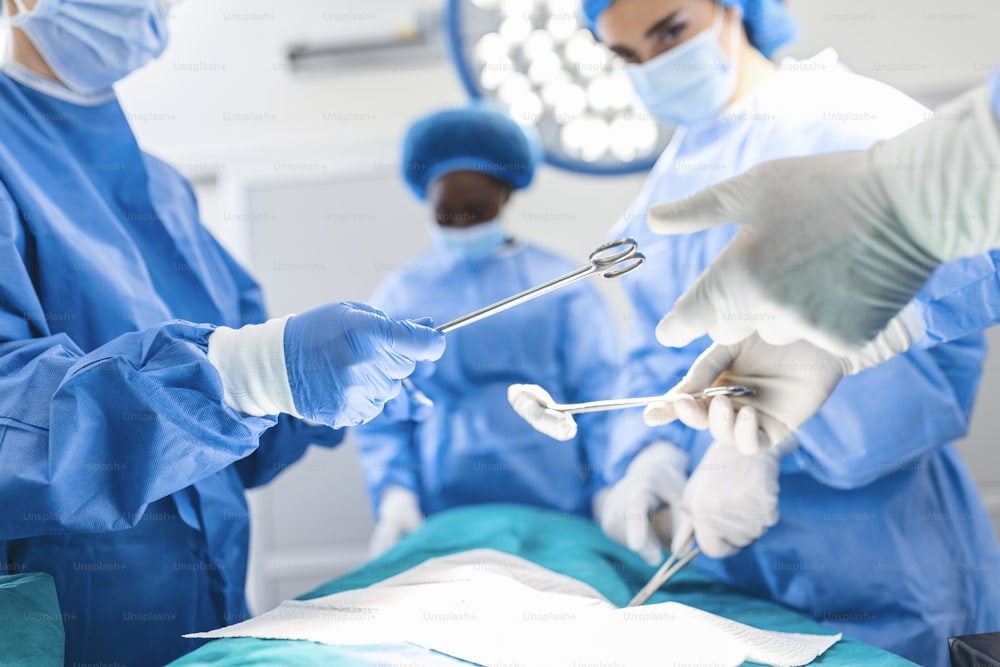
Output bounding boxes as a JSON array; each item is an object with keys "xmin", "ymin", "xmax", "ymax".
[
  {"xmin": 625, "ymin": 7, "xmax": 739, "ymax": 127},
  {"xmin": 5, "ymin": 0, "xmax": 169, "ymax": 96},
  {"xmin": 430, "ymin": 219, "xmax": 509, "ymax": 261}
]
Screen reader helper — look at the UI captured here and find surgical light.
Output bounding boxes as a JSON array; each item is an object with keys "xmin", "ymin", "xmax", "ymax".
[{"xmin": 446, "ymin": 0, "xmax": 671, "ymax": 174}]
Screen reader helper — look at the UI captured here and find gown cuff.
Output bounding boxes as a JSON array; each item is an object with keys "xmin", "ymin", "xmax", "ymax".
[{"xmin": 206, "ymin": 316, "xmax": 300, "ymax": 418}]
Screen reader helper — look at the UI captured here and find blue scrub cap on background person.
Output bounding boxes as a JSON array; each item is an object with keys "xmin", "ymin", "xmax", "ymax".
[
  {"xmin": 402, "ymin": 105, "xmax": 540, "ymax": 200},
  {"xmin": 581, "ymin": 0, "xmax": 798, "ymax": 59}
]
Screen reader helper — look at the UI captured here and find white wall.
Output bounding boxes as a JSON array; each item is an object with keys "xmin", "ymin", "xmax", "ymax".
[
  {"xmin": 105, "ymin": 0, "xmax": 1000, "ymax": 610},
  {"xmin": 784, "ymin": 0, "xmax": 998, "ymax": 102}
]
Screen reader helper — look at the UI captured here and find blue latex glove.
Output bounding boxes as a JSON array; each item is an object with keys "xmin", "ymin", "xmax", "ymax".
[
  {"xmin": 284, "ymin": 302, "xmax": 445, "ymax": 428},
  {"xmin": 380, "ymin": 361, "xmax": 438, "ymax": 423}
]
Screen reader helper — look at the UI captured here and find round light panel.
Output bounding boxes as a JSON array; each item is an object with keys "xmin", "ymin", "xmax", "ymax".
[{"xmin": 445, "ymin": 0, "xmax": 672, "ymax": 175}]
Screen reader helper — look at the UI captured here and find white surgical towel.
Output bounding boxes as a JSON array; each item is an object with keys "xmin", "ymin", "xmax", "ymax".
[{"xmin": 188, "ymin": 549, "xmax": 839, "ymax": 667}]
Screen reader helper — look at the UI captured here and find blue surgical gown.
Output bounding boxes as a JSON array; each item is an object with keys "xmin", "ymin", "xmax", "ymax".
[
  {"xmin": 355, "ymin": 242, "xmax": 619, "ymax": 518},
  {"xmin": 611, "ymin": 52, "xmax": 1000, "ymax": 667},
  {"xmin": 0, "ymin": 69, "xmax": 343, "ymax": 665}
]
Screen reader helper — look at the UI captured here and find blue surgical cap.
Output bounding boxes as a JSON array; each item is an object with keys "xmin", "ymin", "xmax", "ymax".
[
  {"xmin": 402, "ymin": 106, "xmax": 539, "ymax": 200},
  {"xmin": 582, "ymin": 0, "xmax": 798, "ymax": 59}
]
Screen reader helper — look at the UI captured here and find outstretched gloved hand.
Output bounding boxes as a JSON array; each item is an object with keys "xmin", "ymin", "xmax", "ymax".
[
  {"xmin": 208, "ymin": 302, "xmax": 445, "ymax": 428},
  {"xmin": 649, "ymin": 86, "xmax": 1000, "ymax": 355}
]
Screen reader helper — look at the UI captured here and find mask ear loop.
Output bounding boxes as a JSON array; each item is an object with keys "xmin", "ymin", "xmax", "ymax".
[
  {"xmin": 711, "ymin": 2, "xmax": 724, "ymax": 34},
  {"xmin": 7, "ymin": 0, "xmax": 30, "ymax": 26},
  {"xmin": 1, "ymin": 0, "xmax": 27, "ymax": 62},
  {"xmin": 714, "ymin": 4, "xmax": 743, "ymax": 73}
]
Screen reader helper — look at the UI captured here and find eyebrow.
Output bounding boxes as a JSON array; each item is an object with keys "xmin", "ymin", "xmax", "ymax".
[
  {"xmin": 645, "ymin": 11, "xmax": 682, "ymax": 40},
  {"xmin": 607, "ymin": 10, "xmax": 682, "ymax": 58}
]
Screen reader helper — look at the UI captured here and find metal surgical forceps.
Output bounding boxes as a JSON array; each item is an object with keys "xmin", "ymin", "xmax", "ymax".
[
  {"xmin": 435, "ymin": 237, "xmax": 645, "ymax": 333},
  {"xmin": 628, "ymin": 543, "xmax": 702, "ymax": 608},
  {"xmin": 538, "ymin": 386, "xmax": 757, "ymax": 415},
  {"xmin": 403, "ymin": 239, "xmax": 645, "ymax": 399}
]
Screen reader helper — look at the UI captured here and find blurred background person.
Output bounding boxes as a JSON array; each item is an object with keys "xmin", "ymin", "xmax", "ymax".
[
  {"xmin": 583, "ymin": 0, "xmax": 1000, "ymax": 663},
  {"xmin": 355, "ymin": 106, "xmax": 620, "ymax": 557}
]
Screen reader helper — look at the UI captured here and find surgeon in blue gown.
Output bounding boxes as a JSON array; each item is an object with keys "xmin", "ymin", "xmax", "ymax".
[
  {"xmin": 355, "ymin": 107, "xmax": 620, "ymax": 557},
  {"xmin": 0, "ymin": 1, "xmax": 443, "ymax": 665},
  {"xmin": 583, "ymin": 0, "xmax": 1000, "ymax": 664}
]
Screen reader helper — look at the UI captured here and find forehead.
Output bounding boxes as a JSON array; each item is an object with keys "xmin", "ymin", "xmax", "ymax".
[
  {"xmin": 431, "ymin": 171, "xmax": 507, "ymax": 195},
  {"xmin": 598, "ymin": 0, "xmax": 709, "ymax": 40}
]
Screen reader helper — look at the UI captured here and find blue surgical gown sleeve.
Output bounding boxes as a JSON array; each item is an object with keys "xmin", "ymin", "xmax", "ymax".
[
  {"xmin": 784, "ymin": 258, "xmax": 990, "ymax": 488},
  {"xmin": 353, "ymin": 274, "xmax": 420, "ymax": 514},
  {"xmin": 779, "ymin": 253, "xmax": 1000, "ymax": 489},
  {"xmin": 912, "ymin": 251, "xmax": 1000, "ymax": 346},
  {"xmin": 234, "ymin": 415, "xmax": 345, "ymax": 490},
  {"xmin": 555, "ymin": 284, "xmax": 620, "ymax": 492},
  {"xmin": 788, "ymin": 343, "xmax": 976, "ymax": 489},
  {"xmin": 0, "ymin": 183, "xmax": 290, "ymax": 539}
]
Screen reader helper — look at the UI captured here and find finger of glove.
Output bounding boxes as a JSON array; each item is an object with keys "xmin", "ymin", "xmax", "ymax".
[
  {"xmin": 344, "ymin": 301, "xmax": 387, "ymax": 316},
  {"xmin": 694, "ymin": 522, "xmax": 737, "ymax": 559},
  {"xmin": 656, "ymin": 286, "xmax": 718, "ymax": 349},
  {"xmin": 386, "ymin": 318, "xmax": 447, "ymax": 362},
  {"xmin": 637, "ymin": 534, "xmax": 665, "ymax": 567},
  {"xmin": 733, "ymin": 405, "xmax": 765, "ymax": 455},
  {"xmin": 707, "ymin": 319, "xmax": 758, "ymax": 346},
  {"xmin": 707, "ymin": 395, "xmax": 737, "ymax": 444},
  {"xmin": 755, "ymin": 317, "xmax": 810, "ymax": 347},
  {"xmin": 368, "ymin": 522, "xmax": 403, "ymax": 558},
  {"xmin": 647, "ymin": 181, "xmax": 739, "ymax": 235},
  {"xmin": 643, "ymin": 398, "xmax": 678, "ymax": 427},
  {"xmin": 749, "ymin": 409, "xmax": 795, "ymax": 456},
  {"xmin": 367, "ymin": 366, "xmax": 403, "ymax": 403},
  {"xmin": 402, "ymin": 511, "xmax": 425, "ymax": 534},
  {"xmin": 676, "ymin": 342, "xmax": 737, "ymax": 394},
  {"xmin": 625, "ymin": 492, "xmax": 655, "ymax": 555},
  {"xmin": 596, "ymin": 485, "xmax": 626, "ymax": 539},
  {"xmin": 378, "ymin": 393, "xmax": 411, "ymax": 423},
  {"xmin": 705, "ymin": 503, "xmax": 775, "ymax": 546},
  {"xmin": 409, "ymin": 393, "xmax": 435, "ymax": 422},
  {"xmin": 411, "ymin": 360, "xmax": 438, "ymax": 381},
  {"xmin": 675, "ymin": 394, "xmax": 709, "ymax": 430}
]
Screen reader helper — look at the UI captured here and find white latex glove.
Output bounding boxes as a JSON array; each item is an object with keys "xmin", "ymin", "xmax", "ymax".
[
  {"xmin": 596, "ymin": 442, "xmax": 688, "ymax": 566},
  {"xmin": 674, "ymin": 440, "xmax": 781, "ymax": 559},
  {"xmin": 368, "ymin": 486, "xmax": 424, "ymax": 559},
  {"xmin": 644, "ymin": 310, "xmax": 921, "ymax": 454},
  {"xmin": 507, "ymin": 384, "xmax": 577, "ymax": 441},
  {"xmin": 648, "ymin": 85, "xmax": 1000, "ymax": 355}
]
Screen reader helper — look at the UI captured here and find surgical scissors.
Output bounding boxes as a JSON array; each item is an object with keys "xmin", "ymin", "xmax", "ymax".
[
  {"xmin": 627, "ymin": 543, "xmax": 702, "ymax": 607},
  {"xmin": 435, "ymin": 238, "xmax": 645, "ymax": 333}
]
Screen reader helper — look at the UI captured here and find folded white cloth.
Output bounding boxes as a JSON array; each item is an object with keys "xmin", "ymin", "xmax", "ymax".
[{"xmin": 188, "ymin": 549, "xmax": 839, "ymax": 667}]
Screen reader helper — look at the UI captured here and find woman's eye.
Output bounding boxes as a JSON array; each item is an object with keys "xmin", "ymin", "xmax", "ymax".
[{"xmin": 659, "ymin": 23, "xmax": 685, "ymax": 42}]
